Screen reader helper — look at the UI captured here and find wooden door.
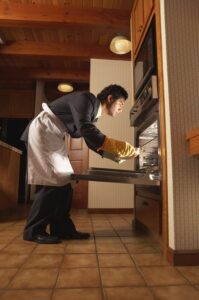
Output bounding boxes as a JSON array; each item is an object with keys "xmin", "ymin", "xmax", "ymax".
[
  {"xmin": 143, "ymin": 0, "xmax": 154, "ymax": 24},
  {"xmin": 66, "ymin": 136, "xmax": 89, "ymax": 209}
]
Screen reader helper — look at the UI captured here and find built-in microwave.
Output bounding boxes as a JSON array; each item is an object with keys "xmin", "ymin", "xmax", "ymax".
[{"xmin": 134, "ymin": 18, "xmax": 156, "ymax": 98}]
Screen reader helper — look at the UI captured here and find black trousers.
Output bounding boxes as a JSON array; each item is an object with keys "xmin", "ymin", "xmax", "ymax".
[{"xmin": 23, "ymin": 183, "xmax": 76, "ymax": 240}]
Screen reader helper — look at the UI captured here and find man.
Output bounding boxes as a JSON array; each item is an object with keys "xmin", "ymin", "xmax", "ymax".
[{"xmin": 21, "ymin": 84, "xmax": 139, "ymax": 244}]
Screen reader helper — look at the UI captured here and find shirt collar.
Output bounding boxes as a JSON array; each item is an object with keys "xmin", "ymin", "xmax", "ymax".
[{"xmin": 96, "ymin": 103, "xmax": 102, "ymax": 118}]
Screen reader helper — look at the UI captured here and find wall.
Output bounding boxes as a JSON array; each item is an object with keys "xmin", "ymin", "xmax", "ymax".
[
  {"xmin": 160, "ymin": 0, "xmax": 199, "ymax": 249},
  {"xmin": 89, "ymin": 59, "xmax": 134, "ymax": 209}
]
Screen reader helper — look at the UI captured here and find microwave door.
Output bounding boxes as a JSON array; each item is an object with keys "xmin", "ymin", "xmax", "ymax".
[{"xmin": 71, "ymin": 167, "xmax": 160, "ymax": 186}]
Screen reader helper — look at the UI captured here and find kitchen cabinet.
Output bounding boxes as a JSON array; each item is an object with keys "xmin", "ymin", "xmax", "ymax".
[
  {"xmin": 135, "ymin": 194, "xmax": 161, "ymax": 234},
  {"xmin": 0, "ymin": 140, "xmax": 22, "ymax": 210},
  {"xmin": 132, "ymin": 0, "xmax": 154, "ymax": 55}
]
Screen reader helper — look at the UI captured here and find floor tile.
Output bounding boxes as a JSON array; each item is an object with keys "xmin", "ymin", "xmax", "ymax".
[
  {"xmin": 116, "ymin": 230, "xmax": 135, "ymax": 237},
  {"xmin": 95, "ymin": 237, "xmax": 122, "ymax": 244},
  {"xmin": 56, "ymin": 268, "xmax": 100, "ymax": 288},
  {"xmin": 0, "ymin": 231, "xmax": 20, "ymax": 237},
  {"xmin": 96, "ymin": 243, "xmax": 127, "ymax": 254},
  {"xmin": 33, "ymin": 243, "xmax": 65, "ymax": 254},
  {"xmin": 9, "ymin": 268, "xmax": 58, "ymax": 289},
  {"xmin": 100, "ymin": 267, "xmax": 145, "ymax": 287},
  {"xmin": 125, "ymin": 243, "xmax": 158, "ymax": 254},
  {"xmin": 152, "ymin": 285, "xmax": 199, "ymax": 300},
  {"xmin": 2, "ymin": 243, "xmax": 36, "ymax": 254},
  {"xmin": 0, "ymin": 253, "xmax": 28, "ymax": 268},
  {"xmin": 0, "ymin": 268, "xmax": 18, "ymax": 288},
  {"xmin": 52, "ymin": 288, "xmax": 103, "ymax": 300},
  {"xmin": 94, "ymin": 229, "xmax": 117, "ymax": 237},
  {"xmin": 0, "ymin": 289, "xmax": 52, "ymax": 300},
  {"xmin": 139, "ymin": 266, "xmax": 188, "ymax": 286},
  {"xmin": 120, "ymin": 237, "xmax": 153, "ymax": 244},
  {"xmin": 132, "ymin": 253, "xmax": 169, "ymax": 266},
  {"xmin": 0, "ymin": 244, "xmax": 6, "ymax": 250},
  {"xmin": 62, "ymin": 238, "xmax": 95, "ymax": 244},
  {"xmin": 11, "ymin": 236, "xmax": 31, "ymax": 243},
  {"xmin": 104, "ymin": 287, "xmax": 154, "ymax": 300},
  {"xmin": 98, "ymin": 254, "xmax": 135, "ymax": 267},
  {"xmin": 65, "ymin": 244, "xmax": 96, "ymax": 253},
  {"xmin": 23, "ymin": 254, "xmax": 63, "ymax": 268},
  {"xmin": 177, "ymin": 266, "xmax": 199, "ymax": 284},
  {"xmin": 0, "ymin": 236, "xmax": 16, "ymax": 243},
  {"xmin": 61, "ymin": 254, "xmax": 98, "ymax": 267}
]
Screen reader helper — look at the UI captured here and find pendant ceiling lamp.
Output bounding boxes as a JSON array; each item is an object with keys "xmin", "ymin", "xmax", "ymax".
[
  {"xmin": 110, "ymin": 35, "xmax": 131, "ymax": 54},
  {"xmin": 57, "ymin": 82, "xmax": 74, "ymax": 93}
]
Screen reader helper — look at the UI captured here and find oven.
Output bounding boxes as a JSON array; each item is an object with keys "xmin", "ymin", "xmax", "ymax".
[{"xmin": 130, "ymin": 74, "xmax": 162, "ymax": 234}]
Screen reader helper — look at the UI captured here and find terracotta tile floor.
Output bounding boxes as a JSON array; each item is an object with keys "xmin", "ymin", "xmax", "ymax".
[{"xmin": 0, "ymin": 206, "xmax": 199, "ymax": 300}]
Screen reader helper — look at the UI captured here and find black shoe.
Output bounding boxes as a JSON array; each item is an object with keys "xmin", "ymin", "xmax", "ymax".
[
  {"xmin": 34, "ymin": 233, "xmax": 61, "ymax": 244},
  {"xmin": 64, "ymin": 231, "xmax": 90, "ymax": 240}
]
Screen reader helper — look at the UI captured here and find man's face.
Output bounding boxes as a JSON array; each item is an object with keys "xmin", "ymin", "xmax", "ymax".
[{"xmin": 107, "ymin": 96, "xmax": 126, "ymax": 117}]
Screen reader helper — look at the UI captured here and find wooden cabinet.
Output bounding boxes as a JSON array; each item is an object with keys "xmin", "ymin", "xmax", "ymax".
[
  {"xmin": 0, "ymin": 141, "xmax": 22, "ymax": 210},
  {"xmin": 135, "ymin": 195, "xmax": 161, "ymax": 234},
  {"xmin": 132, "ymin": 0, "xmax": 154, "ymax": 55},
  {"xmin": 143, "ymin": 0, "xmax": 154, "ymax": 23}
]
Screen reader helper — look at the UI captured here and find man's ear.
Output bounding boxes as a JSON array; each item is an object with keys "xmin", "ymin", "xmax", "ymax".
[{"xmin": 107, "ymin": 95, "xmax": 113, "ymax": 103}]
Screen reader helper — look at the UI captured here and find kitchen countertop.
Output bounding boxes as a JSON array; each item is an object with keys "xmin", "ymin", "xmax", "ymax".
[{"xmin": 0, "ymin": 140, "xmax": 22, "ymax": 155}]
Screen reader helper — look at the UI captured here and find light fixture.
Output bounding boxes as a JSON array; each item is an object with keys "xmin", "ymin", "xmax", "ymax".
[
  {"xmin": 0, "ymin": 36, "xmax": 5, "ymax": 45},
  {"xmin": 110, "ymin": 35, "xmax": 131, "ymax": 54},
  {"xmin": 57, "ymin": 82, "xmax": 74, "ymax": 93}
]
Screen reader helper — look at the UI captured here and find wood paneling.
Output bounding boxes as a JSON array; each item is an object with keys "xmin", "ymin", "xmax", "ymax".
[
  {"xmin": 135, "ymin": 196, "xmax": 161, "ymax": 234},
  {"xmin": 0, "ymin": 142, "xmax": 21, "ymax": 210},
  {"xmin": 0, "ymin": 40, "xmax": 130, "ymax": 60},
  {"xmin": 0, "ymin": 68, "xmax": 89, "ymax": 82},
  {"xmin": 0, "ymin": 0, "xmax": 134, "ymax": 91},
  {"xmin": 0, "ymin": 89, "xmax": 35, "ymax": 118},
  {"xmin": 0, "ymin": 2, "xmax": 130, "ymax": 30}
]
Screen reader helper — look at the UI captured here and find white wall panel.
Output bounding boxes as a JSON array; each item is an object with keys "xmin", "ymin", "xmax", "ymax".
[
  {"xmin": 89, "ymin": 59, "xmax": 134, "ymax": 209},
  {"xmin": 161, "ymin": 0, "xmax": 199, "ymax": 249}
]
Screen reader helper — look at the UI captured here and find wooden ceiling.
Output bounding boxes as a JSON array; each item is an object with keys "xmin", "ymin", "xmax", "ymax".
[{"xmin": 0, "ymin": 0, "xmax": 134, "ymax": 92}]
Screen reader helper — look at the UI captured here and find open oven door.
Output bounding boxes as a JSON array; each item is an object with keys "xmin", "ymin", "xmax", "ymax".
[{"xmin": 71, "ymin": 167, "xmax": 161, "ymax": 186}]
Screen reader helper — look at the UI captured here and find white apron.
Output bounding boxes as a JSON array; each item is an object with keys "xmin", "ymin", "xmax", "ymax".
[{"xmin": 28, "ymin": 103, "xmax": 74, "ymax": 186}]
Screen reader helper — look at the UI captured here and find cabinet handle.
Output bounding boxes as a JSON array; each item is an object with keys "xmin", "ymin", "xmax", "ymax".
[
  {"xmin": 142, "ymin": 201, "xmax": 149, "ymax": 206},
  {"xmin": 138, "ymin": 25, "xmax": 143, "ymax": 32}
]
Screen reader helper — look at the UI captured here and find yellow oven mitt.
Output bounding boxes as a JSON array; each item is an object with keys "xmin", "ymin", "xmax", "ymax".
[{"xmin": 98, "ymin": 137, "xmax": 139, "ymax": 163}]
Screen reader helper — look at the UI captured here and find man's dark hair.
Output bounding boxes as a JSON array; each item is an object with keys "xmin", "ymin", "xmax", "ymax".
[{"xmin": 97, "ymin": 84, "xmax": 128, "ymax": 104}]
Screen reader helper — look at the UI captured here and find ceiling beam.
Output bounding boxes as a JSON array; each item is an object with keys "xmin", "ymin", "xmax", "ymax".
[
  {"xmin": 0, "ymin": 41, "xmax": 131, "ymax": 60},
  {"xmin": 0, "ymin": 68, "xmax": 90, "ymax": 82},
  {"xmin": 0, "ymin": 2, "xmax": 130, "ymax": 30}
]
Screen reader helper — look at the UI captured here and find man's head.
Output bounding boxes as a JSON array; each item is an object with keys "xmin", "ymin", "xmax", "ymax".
[{"xmin": 97, "ymin": 84, "xmax": 128, "ymax": 117}]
